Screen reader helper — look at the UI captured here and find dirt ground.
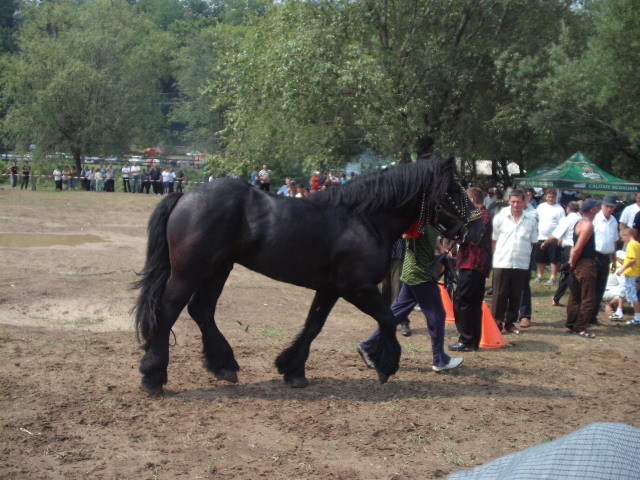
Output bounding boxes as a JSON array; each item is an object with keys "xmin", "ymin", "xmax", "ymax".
[{"xmin": 1, "ymin": 188, "xmax": 639, "ymax": 480}]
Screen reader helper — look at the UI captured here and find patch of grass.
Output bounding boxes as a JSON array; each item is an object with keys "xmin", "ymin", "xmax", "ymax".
[
  {"xmin": 70, "ymin": 317, "xmax": 105, "ymax": 327},
  {"xmin": 406, "ymin": 432, "xmax": 431, "ymax": 444},
  {"xmin": 262, "ymin": 325, "xmax": 286, "ymax": 338},
  {"xmin": 444, "ymin": 448, "xmax": 475, "ymax": 467}
]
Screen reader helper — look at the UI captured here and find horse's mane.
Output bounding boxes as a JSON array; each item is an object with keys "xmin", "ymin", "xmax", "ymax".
[{"xmin": 311, "ymin": 154, "xmax": 454, "ymax": 215}]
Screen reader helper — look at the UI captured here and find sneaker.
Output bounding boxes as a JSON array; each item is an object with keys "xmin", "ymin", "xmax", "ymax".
[
  {"xmin": 533, "ymin": 277, "xmax": 544, "ymax": 283},
  {"xmin": 401, "ymin": 323, "xmax": 412, "ymax": 337},
  {"xmin": 626, "ymin": 319, "xmax": 640, "ymax": 326},
  {"xmin": 545, "ymin": 277, "xmax": 557, "ymax": 286},
  {"xmin": 356, "ymin": 345, "xmax": 375, "ymax": 369},
  {"xmin": 432, "ymin": 357, "xmax": 464, "ymax": 372},
  {"xmin": 609, "ymin": 312, "xmax": 624, "ymax": 320}
]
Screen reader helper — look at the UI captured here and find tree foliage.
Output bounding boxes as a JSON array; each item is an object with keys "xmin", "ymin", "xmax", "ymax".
[
  {"xmin": 529, "ymin": 0, "xmax": 640, "ymax": 177},
  {"xmin": 214, "ymin": 0, "xmax": 589, "ymax": 180},
  {"xmin": 2, "ymin": 0, "xmax": 174, "ymax": 171},
  {"xmin": 1, "ymin": 0, "xmax": 638, "ymax": 183}
]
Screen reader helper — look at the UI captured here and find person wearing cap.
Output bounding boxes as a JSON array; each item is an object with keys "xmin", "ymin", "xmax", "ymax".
[
  {"xmin": 591, "ymin": 194, "xmax": 620, "ymax": 325},
  {"xmin": 565, "ymin": 198, "xmax": 601, "ymax": 338}
]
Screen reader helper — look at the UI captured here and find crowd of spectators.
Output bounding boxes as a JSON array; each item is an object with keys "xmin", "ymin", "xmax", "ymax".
[
  {"xmin": 484, "ymin": 188, "xmax": 640, "ymax": 332},
  {"xmin": 379, "ymin": 184, "xmax": 639, "ymax": 360},
  {"xmin": 273, "ymin": 167, "xmax": 358, "ymax": 197}
]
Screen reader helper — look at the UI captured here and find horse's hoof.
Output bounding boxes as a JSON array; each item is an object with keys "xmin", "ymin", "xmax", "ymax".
[
  {"xmin": 140, "ymin": 383, "xmax": 164, "ymax": 396},
  {"xmin": 285, "ymin": 377, "xmax": 309, "ymax": 388},
  {"xmin": 214, "ymin": 369, "xmax": 238, "ymax": 384},
  {"xmin": 377, "ymin": 371, "xmax": 390, "ymax": 384}
]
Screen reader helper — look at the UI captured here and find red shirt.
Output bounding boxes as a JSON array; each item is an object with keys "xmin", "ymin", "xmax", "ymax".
[{"xmin": 455, "ymin": 206, "xmax": 493, "ymax": 277}]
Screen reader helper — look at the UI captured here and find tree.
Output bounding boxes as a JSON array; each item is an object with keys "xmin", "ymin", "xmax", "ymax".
[
  {"xmin": 464, "ymin": 0, "xmax": 581, "ymax": 182},
  {"xmin": 1, "ymin": 0, "xmax": 174, "ymax": 172},
  {"xmin": 213, "ymin": 1, "xmax": 371, "ymax": 175},
  {"xmin": 530, "ymin": 0, "xmax": 640, "ymax": 178},
  {"xmin": 170, "ymin": 23, "xmax": 247, "ymax": 155},
  {"xmin": 215, "ymin": 0, "xmax": 585, "ymax": 177}
]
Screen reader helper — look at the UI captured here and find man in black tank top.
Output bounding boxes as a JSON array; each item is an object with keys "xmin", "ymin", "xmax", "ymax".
[{"xmin": 565, "ymin": 199, "xmax": 601, "ymax": 338}]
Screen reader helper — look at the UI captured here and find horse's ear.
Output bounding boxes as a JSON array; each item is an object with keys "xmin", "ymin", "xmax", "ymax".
[{"xmin": 442, "ymin": 154, "xmax": 456, "ymax": 177}]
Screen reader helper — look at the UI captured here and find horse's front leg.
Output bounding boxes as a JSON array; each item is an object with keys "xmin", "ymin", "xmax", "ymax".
[
  {"xmin": 343, "ymin": 287, "xmax": 401, "ymax": 383},
  {"xmin": 275, "ymin": 291, "xmax": 338, "ymax": 388}
]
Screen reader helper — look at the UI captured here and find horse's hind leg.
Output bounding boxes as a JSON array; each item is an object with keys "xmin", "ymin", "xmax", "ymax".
[
  {"xmin": 140, "ymin": 278, "xmax": 194, "ymax": 394},
  {"xmin": 275, "ymin": 291, "xmax": 338, "ymax": 388},
  {"xmin": 187, "ymin": 263, "xmax": 239, "ymax": 383}
]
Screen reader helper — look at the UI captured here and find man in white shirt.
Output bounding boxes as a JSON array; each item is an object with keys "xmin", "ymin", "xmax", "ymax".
[
  {"xmin": 541, "ymin": 202, "xmax": 581, "ymax": 306},
  {"xmin": 491, "ymin": 190, "xmax": 539, "ymax": 334},
  {"xmin": 484, "ymin": 188, "xmax": 497, "ymax": 209},
  {"xmin": 518, "ymin": 188, "xmax": 539, "ymax": 327},
  {"xmin": 53, "ymin": 167, "xmax": 62, "ymax": 191},
  {"xmin": 258, "ymin": 164, "xmax": 273, "ymax": 192},
  {"xmin": 591, "ymin": 194, "xmax": 620, "ymax": 325},
  {"xmin": 534, "ymin": 189, "xmax": 565, "ymax": 285},
  {"xmin": 121, "ymin": 161, "xmax": 131, "ymax": 193},
  {"xmin": 619, "ymin": 192, "xmax": 640, "ymax": 233},
  {"xmin": 131, "ymin": 161, "xmax": 141, "ymax": 193}
]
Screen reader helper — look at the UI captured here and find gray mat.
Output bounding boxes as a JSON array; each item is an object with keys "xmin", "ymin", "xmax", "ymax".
[{"xmin": 447, "ymin": 422, "xmax": 640, "ymax": 480}]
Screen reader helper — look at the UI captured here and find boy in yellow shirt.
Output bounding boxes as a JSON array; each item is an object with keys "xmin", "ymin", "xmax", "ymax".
[{"xmin": 616, "ymin": 227, "xmax": 640, "ymax": 325}]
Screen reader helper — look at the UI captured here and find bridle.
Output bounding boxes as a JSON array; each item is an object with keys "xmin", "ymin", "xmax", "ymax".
[{"xmin": 415, "ymin": 186, "xmax": 482, "ymax": 243}]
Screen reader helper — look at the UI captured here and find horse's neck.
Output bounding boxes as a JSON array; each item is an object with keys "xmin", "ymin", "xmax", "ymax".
[{"xmin": 369, "ymin": 201, "xmax": 421, "ymax": 242}]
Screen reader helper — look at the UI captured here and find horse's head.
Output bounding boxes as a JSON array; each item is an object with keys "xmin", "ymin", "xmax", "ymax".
[
  {"xmin": 415, "ymin": 155, "xmax": 484, "ymax": 244},
  {"xmin": 431, "ymin": 177, "xmax": 484, "ymax": 245}
]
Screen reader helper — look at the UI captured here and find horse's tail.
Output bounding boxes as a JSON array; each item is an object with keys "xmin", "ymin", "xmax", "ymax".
[{"xmin": 132, "ymin": 192, "xmax": 183, "ymax": 343}]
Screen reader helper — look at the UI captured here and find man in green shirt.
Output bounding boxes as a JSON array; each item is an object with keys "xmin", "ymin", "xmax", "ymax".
[{"xmin": 357, "ymin": 225, "xmax": 464, "ymax": 372}]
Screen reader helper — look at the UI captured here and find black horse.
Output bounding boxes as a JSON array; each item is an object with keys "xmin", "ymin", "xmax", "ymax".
[{"xmin": 133, "ymin": 154, "xmax": 484, "ymax": 394}]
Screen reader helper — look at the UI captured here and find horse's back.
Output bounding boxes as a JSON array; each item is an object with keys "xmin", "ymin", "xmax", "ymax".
[{"xmin": 165, "ymin": 180, "xmax": 390, "ymax": 292}]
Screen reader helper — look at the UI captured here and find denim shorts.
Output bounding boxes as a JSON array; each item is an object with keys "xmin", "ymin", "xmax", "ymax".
[{"xmin": 620, "ymin": 275, "xmax": 639, "ymax": 302}]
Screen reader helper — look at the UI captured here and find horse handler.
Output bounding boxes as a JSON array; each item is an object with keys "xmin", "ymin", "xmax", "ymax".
[{"xmin": 357, "ymin": 224, "xmax": 464, "ymax": 373}]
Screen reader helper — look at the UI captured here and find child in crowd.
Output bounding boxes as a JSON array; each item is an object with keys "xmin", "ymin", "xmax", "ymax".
[
  {"xmin": 607, "ymin": 250, "xmax": 627, "ymax": 319},
  {"xmin": 615, "ymin": 228, "xmax": 640, "ymax": 325}
]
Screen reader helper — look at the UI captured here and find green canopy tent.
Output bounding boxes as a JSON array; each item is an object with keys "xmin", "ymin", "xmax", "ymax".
[
  {"xmin": 515, "ymin": 152, "xmax": 640, "ymax": 192},
  {"xmin": 521, "ymin": 159, "xmax": 561, "ymax": 178}
]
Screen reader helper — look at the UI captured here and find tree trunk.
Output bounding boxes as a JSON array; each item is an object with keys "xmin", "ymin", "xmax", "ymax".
[{"xmin": 73, "ymin": 151, "xmax": 82, "ymax": 177}]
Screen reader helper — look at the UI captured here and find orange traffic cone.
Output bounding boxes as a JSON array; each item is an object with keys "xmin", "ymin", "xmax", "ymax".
[
  {"xmin": 479, "ymin": 301, "xmax": 507, "ymax": 348},
  {"xmin": 438, "ymin": 283, "xmax": 456, "ymax": 323}
]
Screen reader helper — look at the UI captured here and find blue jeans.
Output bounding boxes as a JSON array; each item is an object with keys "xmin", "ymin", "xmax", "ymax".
[{"xmin": 360, "ymin": 282, "xmax": 451, "ymax": 367}]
